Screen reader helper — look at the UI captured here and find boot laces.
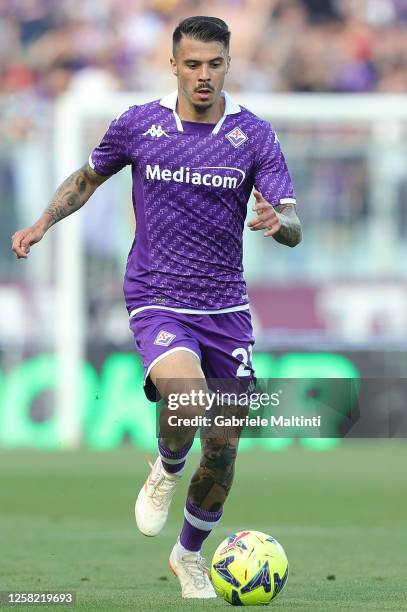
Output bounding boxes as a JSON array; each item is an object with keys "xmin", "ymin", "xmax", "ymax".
[
  {"xmin": 183, "ymin": 554, "xmax": 210, "ymax": 589},
  {"xmin": 150, "ymin": 473, "xmax": 177, "ymax": 508}
]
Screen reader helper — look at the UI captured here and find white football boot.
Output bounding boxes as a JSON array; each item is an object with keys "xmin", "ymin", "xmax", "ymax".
[
  {"xmin": 135, "ymin": 457, "xmax": 181, "ymax": 536},
  {"xmin": 169, "ymin": 544, "xmax": 217, "ymax": 599}
]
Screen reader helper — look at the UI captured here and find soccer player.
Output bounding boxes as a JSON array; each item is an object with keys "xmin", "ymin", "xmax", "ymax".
[{"xmin": 11, "ymin": 16, "xmax": 301, "ymax": 599}]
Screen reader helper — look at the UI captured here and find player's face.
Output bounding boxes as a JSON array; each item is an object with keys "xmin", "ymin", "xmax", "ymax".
[{"xmin": 171, "ymin": 36, "xmax": 230, "ymax": 113}]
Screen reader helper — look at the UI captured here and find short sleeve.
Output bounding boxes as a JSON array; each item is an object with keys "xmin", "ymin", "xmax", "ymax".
[
  {"xmin": 254, "ymin": 123, "xmax": 296, "ymax": 206},
  {"xmin": 89, "ymin": 110, "xmax": 131, "ymax": 176}
]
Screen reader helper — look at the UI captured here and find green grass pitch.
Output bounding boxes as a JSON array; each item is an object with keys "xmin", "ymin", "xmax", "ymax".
[{"xmin": 1, "ymin": 442, "xmax": 406, "ymax": 611}]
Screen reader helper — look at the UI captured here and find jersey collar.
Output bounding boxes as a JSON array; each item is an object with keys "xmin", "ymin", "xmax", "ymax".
[{"xmin": 159, "ymin": 90, "xmax": 241, "ymax": 134}]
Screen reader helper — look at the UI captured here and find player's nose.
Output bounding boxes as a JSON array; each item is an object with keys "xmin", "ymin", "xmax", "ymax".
[{"xmin": 197, "ymin": 64, "xmax": 210, "ymax": 82}]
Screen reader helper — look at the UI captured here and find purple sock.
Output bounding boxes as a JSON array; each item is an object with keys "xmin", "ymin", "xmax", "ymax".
[
  {"xmin": 158, "ymin": 439, "xmax": 193, "ymax": 474},
  {"xmin": 179, "ymin": 499, "xmax": 223, "ymax": 552}
]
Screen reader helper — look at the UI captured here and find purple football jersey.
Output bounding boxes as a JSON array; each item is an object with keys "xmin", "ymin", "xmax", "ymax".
[{"xmin": 89, "ymin": 91, "xmax": 296, "ymax": 313}]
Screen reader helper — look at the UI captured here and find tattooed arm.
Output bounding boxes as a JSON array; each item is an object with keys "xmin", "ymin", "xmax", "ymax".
[
  {"xmin": 11, "ymin": 163, "xmax": 109, "ymax": 259},
  {"xmin": 247, "ymin": 190, "xmax": 302, "ymax": 247},
  {"xmin": 271, "ymin": 202, "xmax": 302, "ymax": 247}
]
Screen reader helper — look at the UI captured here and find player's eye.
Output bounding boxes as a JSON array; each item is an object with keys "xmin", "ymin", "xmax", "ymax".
[{"xmin": 210, "ymin": 62, "xmax": 222, "ymax": 68}]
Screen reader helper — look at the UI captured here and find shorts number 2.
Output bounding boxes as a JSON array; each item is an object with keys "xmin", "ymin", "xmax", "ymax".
[{"xmin": 232, "ymin": 345, "xmax": 253, "ymax": 377}]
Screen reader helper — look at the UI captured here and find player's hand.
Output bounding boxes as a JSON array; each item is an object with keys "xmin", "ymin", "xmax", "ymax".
[
  {"xmin": 247, "ymin": 190, "xmax": 281, "ymax": 237},
  {"xmin": 11, "ymin": 225, "xmax": 46, "ymax": 259}
]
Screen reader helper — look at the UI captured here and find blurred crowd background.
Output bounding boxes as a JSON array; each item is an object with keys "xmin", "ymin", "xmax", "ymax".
[{"xmin": 1, "ymin": 0, "xmax": 406, "ymax": 143}]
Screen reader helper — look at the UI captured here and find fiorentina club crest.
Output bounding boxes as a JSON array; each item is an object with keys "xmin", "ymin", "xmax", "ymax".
[
  {"xmin": 154, "ymin": 330, "xmax": 176, "ymax": 347},
  {"xmin": 226, "ymin": 126, "xmax": 248, "ymax": 148}
]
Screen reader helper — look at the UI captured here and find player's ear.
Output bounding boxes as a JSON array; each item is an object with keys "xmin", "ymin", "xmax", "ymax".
[
  {"xmin": 226, "ymin": 55, "xmax": 231, "ymax": 73},
  {"xmin": 170, "ymin": 56, "xmax": 178, "ymax": 77}
]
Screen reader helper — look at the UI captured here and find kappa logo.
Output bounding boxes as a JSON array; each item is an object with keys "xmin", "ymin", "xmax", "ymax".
[
  {"xmin": 226, "ymin": 126, "xmax": 248, "ymax": 148},
  {"xmin": 143, "ymin": 124, "xmax": 170, "ymax": 138},
  {"xmin": 154, "ymin": 330, "xmax": 176, "ymax": 347}
]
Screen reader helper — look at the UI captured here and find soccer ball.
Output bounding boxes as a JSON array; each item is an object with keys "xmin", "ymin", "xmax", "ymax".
[{"xmin": 210, "ymin": 530, "xmax": 288, "ymax": 606}]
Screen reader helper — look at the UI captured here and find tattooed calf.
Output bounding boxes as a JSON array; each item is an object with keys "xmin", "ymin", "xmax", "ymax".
[{"xmin": 187, "ymin": 437, "xmax": 240, "ymax": 511}]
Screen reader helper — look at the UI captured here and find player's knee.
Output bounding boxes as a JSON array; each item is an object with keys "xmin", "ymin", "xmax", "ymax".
[
  {"xmin": 159, "ymin": 381, "xmax": 211, "ymax": 444},
  {"xmin": 164, "ymin": 379, "xmax": 211, "ymax": 418}
]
